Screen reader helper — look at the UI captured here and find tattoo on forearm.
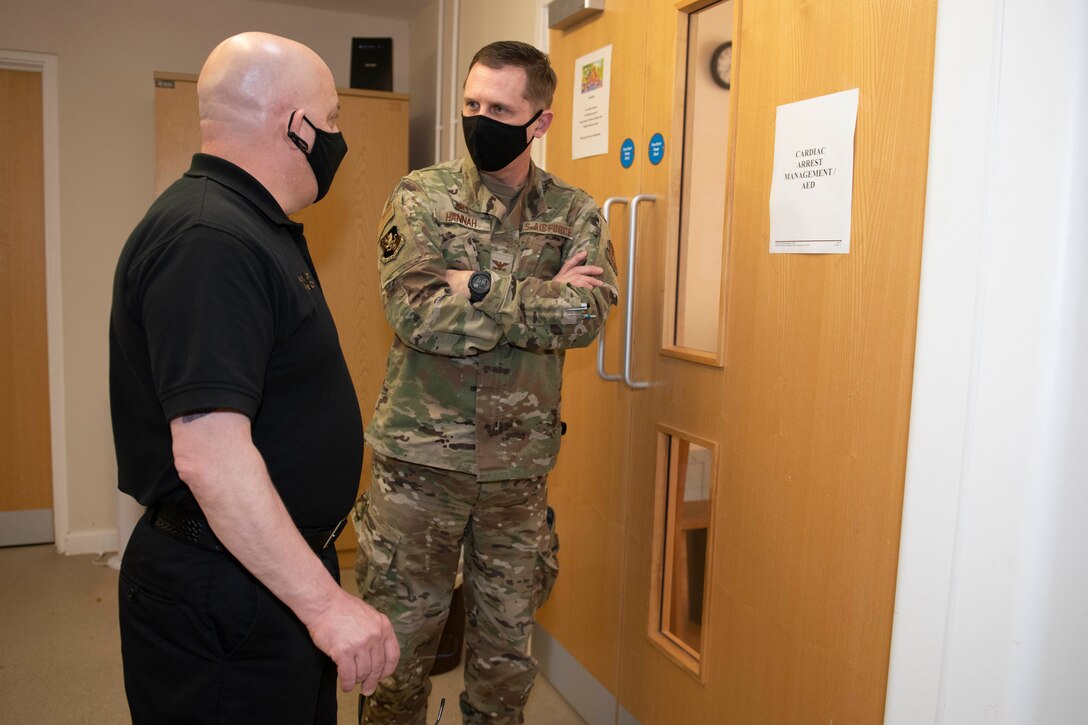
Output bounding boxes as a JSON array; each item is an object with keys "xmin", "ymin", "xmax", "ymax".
[{"xmin": 181, "ymin": 411, "xmax": 212, "ymax": 423}]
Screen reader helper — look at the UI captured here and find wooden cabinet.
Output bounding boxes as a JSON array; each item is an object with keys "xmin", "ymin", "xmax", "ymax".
[{"xmin": 153, "ymin": 73, "xmax": 407, "ymax": 567}]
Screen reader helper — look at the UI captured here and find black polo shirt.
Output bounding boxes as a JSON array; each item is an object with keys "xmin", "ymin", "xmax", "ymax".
[{"xmin": 109, "ymin": 154, "xmax": 363, "ymax": 528}]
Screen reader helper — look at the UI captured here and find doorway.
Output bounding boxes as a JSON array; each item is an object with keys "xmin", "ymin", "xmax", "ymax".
[
  {"xmin": 538, "ymin": 0, "xmax": 938, "ymax": 721},
  {"xmin": 0, "ymin": 61, "xmax": 53, "ymax": 546}
]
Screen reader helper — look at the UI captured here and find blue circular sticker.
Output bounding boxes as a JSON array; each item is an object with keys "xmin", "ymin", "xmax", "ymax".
[
  {"xmin": 620, "ymin": 138, "xmax": 635, "ymax": 168},
  {"xmin": 648, "ymin": 133, "xmax": 665, "ymax": 165}
]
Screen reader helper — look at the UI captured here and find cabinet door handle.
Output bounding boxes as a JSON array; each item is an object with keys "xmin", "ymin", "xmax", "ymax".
[
  {"xmin": 596, "ymin": 196, "xmax": 628, "ymax": 382},
  {"xmin": 623, "ymin": 194, "xmax": 656, "ymax": 390}
]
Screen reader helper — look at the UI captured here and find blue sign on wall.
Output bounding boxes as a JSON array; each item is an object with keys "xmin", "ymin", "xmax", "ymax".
[
  {"xmin": 620, "ymin": 138, "xmax": 636, "ymax": 168},
  {"xmin": 648, "ymin": 133, "xmax": 665, "ymax": 165}
]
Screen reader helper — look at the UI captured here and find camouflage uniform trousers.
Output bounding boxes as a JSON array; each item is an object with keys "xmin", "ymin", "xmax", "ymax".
[{"xmin": 354, "ymin": 452, "xmax": 559, "ymax": 725}]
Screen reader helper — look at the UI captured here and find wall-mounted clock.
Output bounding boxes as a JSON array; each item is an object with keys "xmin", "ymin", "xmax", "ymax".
[{"xmin": 710, "ymin": 41, "xmax": 732, "ymax": 90}]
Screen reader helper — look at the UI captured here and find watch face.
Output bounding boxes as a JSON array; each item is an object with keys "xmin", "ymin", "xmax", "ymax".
[
  {"xmin": 711, "ymin": 41, "xmax": 732, "ymax": 90},
  {"xmin": 469, "ymin": 272, "xmax": 491, "ymax": 300}
]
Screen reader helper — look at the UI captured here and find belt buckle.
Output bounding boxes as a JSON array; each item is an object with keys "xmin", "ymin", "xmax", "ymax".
[{"xmin": 321, "ymin": 517, "xmax": 347, "ymax": 550}]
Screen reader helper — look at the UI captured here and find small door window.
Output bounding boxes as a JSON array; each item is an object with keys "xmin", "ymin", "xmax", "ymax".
[{"xmin": 651, "ymin": 427, "xmax": 717, "ymax": 676}]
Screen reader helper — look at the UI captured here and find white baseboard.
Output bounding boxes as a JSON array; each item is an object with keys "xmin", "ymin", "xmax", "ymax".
[{"xmin": 63, "ymin": 528, "xmax": 117, "ymax": 556}]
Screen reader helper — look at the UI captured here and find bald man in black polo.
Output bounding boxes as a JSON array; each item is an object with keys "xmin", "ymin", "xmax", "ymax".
[{"xmin": 109, "ymin": 32, "xmax": 398, "ymax": 724}]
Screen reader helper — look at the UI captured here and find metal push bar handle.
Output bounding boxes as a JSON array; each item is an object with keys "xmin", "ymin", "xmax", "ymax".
[
  {"xmin": 623, "ymin": 194, "xmax": 657, "ymax": 390},
  {"xmin": 596, "ymin": 196, "xmax": 628, "ymax": 382}
]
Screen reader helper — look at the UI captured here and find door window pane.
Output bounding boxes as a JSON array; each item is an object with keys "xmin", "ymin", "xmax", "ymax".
[
  {"xmin": 656, "ymin": 432, "xmax": 715, "ymax": 666},
  {"xmin": 672, "ymin": 0, "xmax": 733, "ymax": 354}
]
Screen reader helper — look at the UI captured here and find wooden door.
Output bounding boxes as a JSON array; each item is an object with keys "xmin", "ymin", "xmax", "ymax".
[
  {"xmin": 537, "ymin": 0, "xmax": 648, "ymax": 696},
  {"xmin": 547, "ymin": 0, "xmax": 938, "ymax": 721},
  {"xmin": 152, "ymin": 75, "xmax": 407, "ymax": 567},
  {"xmin": 615, "ymin": 0, "xmax": 732, "ymax": 718},
  {"xmin": 0, "ymin": 67, "xmax": 54, "ymax": 546}
]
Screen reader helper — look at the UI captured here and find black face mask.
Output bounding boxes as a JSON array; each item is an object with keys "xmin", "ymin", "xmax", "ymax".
[
  {"xmin": 462, "ymin": 109, "xmax": 543, "ymax": 172},
  {"xmin": 288, "ymin": 111, "xmax": 348, "ymax": 202}
]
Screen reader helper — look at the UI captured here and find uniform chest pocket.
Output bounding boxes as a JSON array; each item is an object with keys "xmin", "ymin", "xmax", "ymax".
[
  {"xmin": 518, "ymin": 234, "xmax": 566, "ymax": 280},
  {"xmin": 436, "ymin": 225, "xmax": 481, "ymax": 271}
]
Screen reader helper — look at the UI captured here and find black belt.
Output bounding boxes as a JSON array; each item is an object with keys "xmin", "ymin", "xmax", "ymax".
[{"xmin": 149, "ymin": 504, "xmax": 347, "ymax": 554}]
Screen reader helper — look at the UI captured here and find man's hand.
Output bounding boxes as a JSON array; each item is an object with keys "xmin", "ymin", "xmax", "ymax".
[
  {"xmin": 307, "ymin": 589, "xmax": 400, "ymax": 694},
  {"xmin": 553, "ymin": 250, "xmax": 604, "ymax": 288},
  {"xmin": 445, "ymin": 269, "xmax": 472, "ymax": 298},
  {"xmin": 171, "ymin": 411, "xmax": 400, "ymax": 695}
]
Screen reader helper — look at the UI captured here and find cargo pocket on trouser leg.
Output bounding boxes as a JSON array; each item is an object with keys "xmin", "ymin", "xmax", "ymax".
[
  {"xmin": 352, "ymin": 490, "xmax": 400, "ymax": 599},
  {"xmin": 533, "ymin": 506, "xmax": 560, "ymax": 610}
]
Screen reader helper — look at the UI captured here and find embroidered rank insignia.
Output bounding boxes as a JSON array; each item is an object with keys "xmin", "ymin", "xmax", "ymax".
[{"xmin": 379, "ymin": 226, "xmax": 405, "ymax": 262}]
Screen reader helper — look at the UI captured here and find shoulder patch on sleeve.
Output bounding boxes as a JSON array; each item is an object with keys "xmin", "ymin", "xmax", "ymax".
[{"xmin": 379, "ymin": 225, "xmax": 406, "ymax": 263}]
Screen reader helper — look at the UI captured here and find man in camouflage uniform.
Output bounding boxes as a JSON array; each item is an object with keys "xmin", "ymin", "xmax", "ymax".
[{"xmin": 355, "ymin": 41, "xmax": 618, "ymax": 724}]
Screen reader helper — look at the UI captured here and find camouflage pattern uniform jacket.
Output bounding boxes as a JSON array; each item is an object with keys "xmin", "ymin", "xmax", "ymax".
[{"xmin": 365, "ymin": 156, "xmax": 618, "ymax": 481}]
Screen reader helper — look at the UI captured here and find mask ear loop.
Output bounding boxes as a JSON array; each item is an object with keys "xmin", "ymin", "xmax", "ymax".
[{"xmin": 287, "ymin": 110, "xmax": 310, "ymax": 153}]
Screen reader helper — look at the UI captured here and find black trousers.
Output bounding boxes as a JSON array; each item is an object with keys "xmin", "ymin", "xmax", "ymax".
[{"xmin": 119, "ymin": 514, "xmax": 339, "ymax": 724}]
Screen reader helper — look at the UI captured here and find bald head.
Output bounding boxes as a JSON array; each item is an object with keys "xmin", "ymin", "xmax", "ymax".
[
  {"xmin": 195, "ymin": 32, "xmax": 342, "ymax": 214},
  {"xmin": 198, "ymin": 32, "xmax": 332, "ymax": 141}
]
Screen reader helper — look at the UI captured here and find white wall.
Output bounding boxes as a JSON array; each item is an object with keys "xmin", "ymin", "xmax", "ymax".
[
  {"xmin": 886, "ymin": 0, "xmax": 1088, "ymax": 722},
  {"xmin": 454, "ymin": 0, "xmax": 542, "ymax": 161},
  {"xmin": 408, "ymin": 0, "xmax": 442, "ymax": 170},
  {"xmin": 0, "ymin": 0, "xmax": 408, "ymax": 554}
]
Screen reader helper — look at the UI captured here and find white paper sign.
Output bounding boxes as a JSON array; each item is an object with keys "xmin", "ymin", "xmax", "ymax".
[
  {"xmin": 769, "ymin": 88, "xmax": 859, "ymax": 254},
  {"xmin": 571, "ymin": 45, "xmax": 611, "ymax": 160}
]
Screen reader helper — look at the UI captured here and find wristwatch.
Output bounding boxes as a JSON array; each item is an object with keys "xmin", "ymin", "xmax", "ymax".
[{"xmin": 468, "ymin": 270, "xmax": 492, "ymax": 303}]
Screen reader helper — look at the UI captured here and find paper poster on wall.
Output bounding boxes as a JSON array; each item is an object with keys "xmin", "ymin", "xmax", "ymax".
[
  {"xmin": 571, "ymin": 45, "xmax": 612, "ymax": 160},
  {"xmin": 769, "ymin": 88, "xmax": 859, "ymax": 254}
]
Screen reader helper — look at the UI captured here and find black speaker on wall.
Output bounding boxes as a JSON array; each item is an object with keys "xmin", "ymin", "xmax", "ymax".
[{"xmin": 350, "ymin": 37, "xmax": 393, "ymax": 91}]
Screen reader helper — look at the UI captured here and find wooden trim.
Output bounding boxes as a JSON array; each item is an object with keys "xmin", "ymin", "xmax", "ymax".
[
  {"xmin": 153, "ymin": 71, "xmax": 197, "ymax": 83},
  {"xmin": 658, "ymin": 7, "xmax": 687, "ymax": 355},
  {"xmin": 658, "ymin": 0, "xmax": 734, "ymax": 367},
  {"xmin": 337, "ymin": 86, "xmax": 410, "ymax": 101},
  {"xmin": 660, "ymin": 345, "xmax": 724, "ymax": 367},
  {"xmin": 662, "ymin": 630, "xmax": 701, "ymax": 661},
  {"xmin": 648, "ymin": 431, "xmax": 670, "ymax": 649},
  {"xmin": 675, "ymin": 0, "xmax": 721, "ymax": 13},
  {"xmin": 646, "ymin": 424, "xmax": 720, "ymax": 682},
  {"xmin": 719, "ymin": 0, "xmax": 743, "ymax": 369},
  {"xmin": 658, "ymin": 436, "xmax": 684, "ymax": 648}
]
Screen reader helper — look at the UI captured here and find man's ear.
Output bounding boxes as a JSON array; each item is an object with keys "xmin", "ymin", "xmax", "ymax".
[
  {"xmin": 533, "ymin": 110, "xmax": 554, "ymax": 138},
  {"xmin": 286, "ymin": 108, "xmax": 310, "ymax": 152}
]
